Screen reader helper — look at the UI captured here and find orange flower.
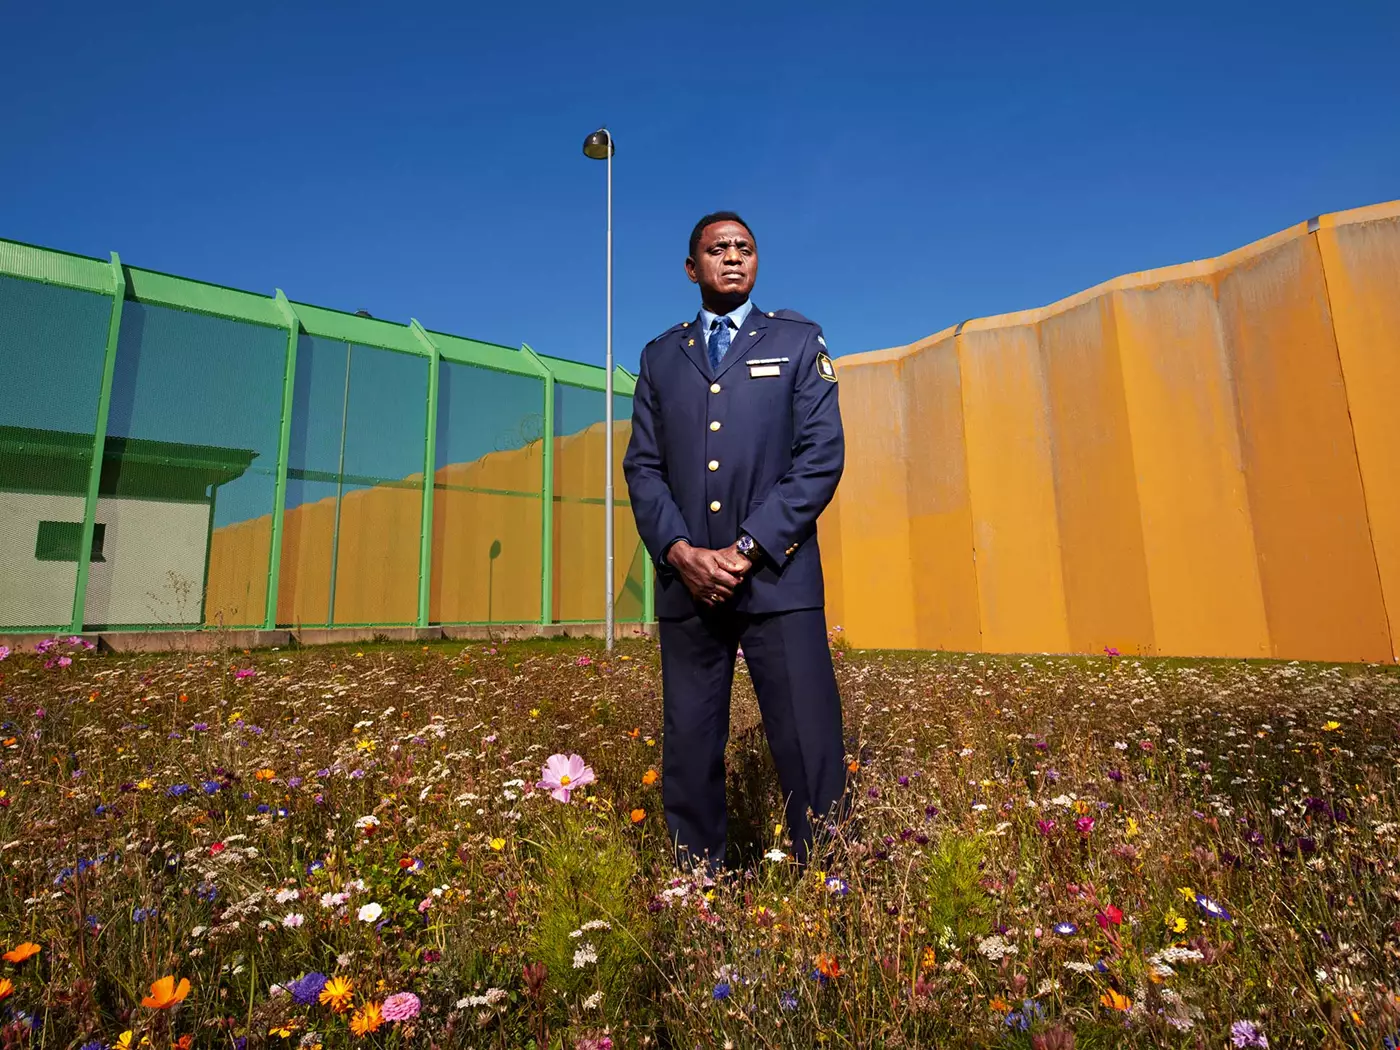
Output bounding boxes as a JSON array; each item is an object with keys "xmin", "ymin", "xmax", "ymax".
[
  {"xmin": 141, "ymin": 975, "xmax": 191, "ymax": 1009},
  {"xmin": 642, "ymin": 769, "xmax": 659, "ymax": 786},
  {"xmin": 627, "ymin": 727, "xmax": 641, "ymax": 739},
  {"xmin": 0, "ymin": 978, "xmax": 13, "ymax": 1000},
  {"xmin": 815, "ymin": 953, "xmax": 841, "ymax": 979},
  {"xmin": 174, "ymin": 1035, "xmax": 194, "ymax": 1050},
  {"xmin": 630, "ymin": 808, "xmax": 646, "ymax": 823},
  {"xmin": 255, "ymin": 768, "xmax": 276, "ymax": 781},
  {"xmin": 847, "ymin": 760, "xmax": 859, "ymax": 773},
  {"xmin": 1100, "ymin": 988, "xmax": 1131, "ymax": 1011},
  {"xmin": 350, "ymin": 1000, "xmax": 383, "ymax": 1036},
  {"xmin": 3, "ymin": 943, "xmax": 40, "ymax": 964},
  {"xmin": 989, "ymin": 996, "xmax": 1010, "ymax": 1012},
  {"xmin": 319, "ymin": 976, "xmax": 354, "ymax": 1012}
]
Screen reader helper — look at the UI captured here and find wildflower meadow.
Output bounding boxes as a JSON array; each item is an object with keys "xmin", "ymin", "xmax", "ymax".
[{"xmin": 0, "ymin": 634, "xmax": 1397, "ymax": 1048}]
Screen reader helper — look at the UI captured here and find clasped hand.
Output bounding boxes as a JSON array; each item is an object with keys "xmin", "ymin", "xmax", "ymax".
[{"xmin": 667, "ymin": 540, "xmax": 752, "ymax": 608}]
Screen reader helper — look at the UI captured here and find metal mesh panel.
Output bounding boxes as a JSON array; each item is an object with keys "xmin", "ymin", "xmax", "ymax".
[
  {"xmin": 86, "ymin": 302, "xmax": 286, "ymax": 628},
  {"xmin": 0, "ymin": 275, "xmax": 112, "ymax": 629},
  {"xmin": 552, "ymin": 384, "xmax": 641, "ymax": 622},
  {"xmin": 431, "ymin": 362, "xmax": 544, "ymax": 624},
  {"xmin": 278, "ymin": 336, "xmax": 426, "ymax": 626}
]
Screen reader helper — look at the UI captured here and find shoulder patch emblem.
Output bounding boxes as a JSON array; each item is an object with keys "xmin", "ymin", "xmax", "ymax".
[{"xmin": 817, "ymin": 352, "xmax": 837, "ymax": 383}]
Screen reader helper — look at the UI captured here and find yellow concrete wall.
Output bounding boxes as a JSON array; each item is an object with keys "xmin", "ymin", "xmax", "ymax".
[
  {"xmin": 205, "ymin": 421, "xmax": 642, "ymax": 628},
  {"xmin": 830, "ymin": 199, "xmax": 1400, "ymax": 662}
]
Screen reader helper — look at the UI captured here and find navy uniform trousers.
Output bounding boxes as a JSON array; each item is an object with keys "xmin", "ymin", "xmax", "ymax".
[
  {"xmin": 623, "ymin": 305, "xmax": 848, "ymax": 871},
  {"xmin": 660, "ymin": 607, "xmax": 846, "ymax": 869}
]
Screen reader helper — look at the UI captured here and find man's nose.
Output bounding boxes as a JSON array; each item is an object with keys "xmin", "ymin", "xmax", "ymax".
[{"xmin": 722, "ymin": 249, "xmax": 744, "ymax": 266}]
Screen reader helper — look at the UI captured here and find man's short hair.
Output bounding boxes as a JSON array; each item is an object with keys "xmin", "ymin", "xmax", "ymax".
[{"xmin": 689, "ymin": 211, "xmax": 756, "ymax": 259}]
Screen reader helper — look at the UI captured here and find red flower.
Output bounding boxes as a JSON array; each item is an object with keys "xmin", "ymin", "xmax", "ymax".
[
  {"xmin": 1095, "ymin": 905, "xmax": 1124, "ymax": 928},
  {"xmin": 209, "ymin": 842, "xmax": 226, "ymax": 855}
]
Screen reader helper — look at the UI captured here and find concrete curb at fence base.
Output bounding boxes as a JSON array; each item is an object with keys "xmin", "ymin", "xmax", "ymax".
[{"xmin": 0, "ymin": 624, "xmax": 657, "ymax": 655}]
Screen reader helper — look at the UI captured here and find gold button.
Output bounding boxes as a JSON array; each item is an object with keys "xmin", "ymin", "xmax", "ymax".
[
  {"xmin": 709, "ymin": 500, "xmax": 721, "ymax": 512},
  {"xmin": 709, "ymin": 420, "xmax": 721, "ymax": 431},
  {"xmin": 710, "ymin": 383, "xmax": 721, "ymax": 394},
  {"xmin": 708, "ymin": 460, "xmax": 719, "ymax": 471}
]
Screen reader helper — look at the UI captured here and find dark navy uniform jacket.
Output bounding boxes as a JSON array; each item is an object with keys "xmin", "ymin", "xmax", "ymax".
[{"xmin": 623, "ymin": 306, "xmax": 844, "ymax": 619}]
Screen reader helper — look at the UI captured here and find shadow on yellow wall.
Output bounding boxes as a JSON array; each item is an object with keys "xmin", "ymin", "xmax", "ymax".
[{"xmin": 823, "ymin": 201, "xmax": 1400, "ymax": 662}]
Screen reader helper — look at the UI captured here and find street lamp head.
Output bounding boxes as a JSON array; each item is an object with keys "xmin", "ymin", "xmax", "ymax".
[{"xmin": 582, "ymin": 128, "xmax": 614, "ymax": 160}]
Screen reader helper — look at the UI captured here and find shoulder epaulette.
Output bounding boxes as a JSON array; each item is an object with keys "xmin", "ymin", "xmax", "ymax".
[
  {"xmin": 766, "ymin": 308, "xmax": 819, "ymax": 327},
  {"xmin": 644, "ymin": 319, "xmax": 692, "ymax": 348}
]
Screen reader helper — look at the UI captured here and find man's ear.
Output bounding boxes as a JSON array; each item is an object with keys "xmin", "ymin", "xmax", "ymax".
[{"xmin": 685, "ymin": 257, "xmax": 699, "ymax": 284}]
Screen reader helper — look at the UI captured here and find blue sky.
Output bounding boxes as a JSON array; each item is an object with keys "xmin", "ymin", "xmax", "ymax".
[{"xmin": 5, "ymin": 2, "xmax": 1397, "ymax": 371}]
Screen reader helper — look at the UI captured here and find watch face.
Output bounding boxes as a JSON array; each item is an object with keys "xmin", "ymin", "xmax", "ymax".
[{"xmin": 738, "ymin": 536, "xmax": 755, "ymax": 555}]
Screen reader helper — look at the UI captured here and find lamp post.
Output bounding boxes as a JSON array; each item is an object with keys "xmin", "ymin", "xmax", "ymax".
[{"xmin": 582, "ymin": 127, "xmax": 615, "ymax": 650}]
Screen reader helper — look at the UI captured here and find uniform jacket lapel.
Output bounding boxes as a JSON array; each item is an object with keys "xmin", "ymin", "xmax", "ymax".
[
  {"xmin": 676, "ymin": 312, "xmax": 710, "ymax": 378},
  {"xmin": 713, "ymin": 306, "xmax": 768, "ymax": 381}
]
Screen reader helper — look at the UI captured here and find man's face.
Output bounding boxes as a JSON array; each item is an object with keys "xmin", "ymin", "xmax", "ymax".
[{"xmin": 686, "ymin": 220, "xmax": 758, "ymax": 304}]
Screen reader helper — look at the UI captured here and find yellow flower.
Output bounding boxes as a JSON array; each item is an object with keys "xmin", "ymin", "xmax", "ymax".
[
  {"xmin": 645, "ymin": 738, "xmax": 655, "ymax": 747},
  {"xmin": 920, "ymin": 946, "xmax": 937, "ymax": 972},
  {"xmin": 489, "ymin": 837, "xmax": 506, "ymax": 851},
  {"xmin": 1164, "ymin": 908, "xmax": 1187, "ymax": 934},
  {"xmin": 529, "ymin": 709, "xmax": 540, "ymax": 718},
  {"xmin": 269, "ymin": 1019, "xmax": 299, "ymax": 1038},
  {"xmin": 319, "ymin": 976, "xmax": 354, "ymax": 1012},
  {"xmin": 1177, "ymin": 886, "xmax": 1196, "ymax": 901},
  {"xmin": 0, "ymin": 978, "xmax": 13, "ymax": 1001},
  {"xmin": 350, "ymin": 1000, "xmax": 384, "ymax": 1036},
  {"xmin": 1322, "ymin": 720, "xmax": 1342, "ymax": 732},
  {"xmin": 136, "ymin": 779, "xmax": 153, "ymax": 791},
  {"xmin": 356, "ymin": 738, "xmax": 375, "ymax": 753},
  {"xmin": 1125, "ymin": 817, "xmax": 1140, "ymax": 838},
  {"xmin": 227, "ymin": 711, "xmax": 241, "ymax": 724}
]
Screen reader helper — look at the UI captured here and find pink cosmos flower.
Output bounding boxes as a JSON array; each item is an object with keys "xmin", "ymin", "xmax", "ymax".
[
  {"xmin": 1075, "ymin": 815, "xmax": 1095, "ymax": 835},
  {"xmin": 381, "ymin": 991, "xmax": 421, "ymax": 1021},
  {"xmin": 235, "ymin": 668, "xmax": 257, "ymax": 680},
  {"xmin": 576, "ymin": 656, "xmax": 593, "ymax": 667},
  {"xmin": 537, "ymin": 753, "xmax": 596, "ymax": 803}
]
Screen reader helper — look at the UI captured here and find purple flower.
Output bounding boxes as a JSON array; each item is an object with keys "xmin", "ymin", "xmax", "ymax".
[
  {"xmin": 712, "ymin": 982, "xmax": 731, "ymax": 1000},
  {"xmin": 1053, "ymin": 922, "xmax": 1077, "ymax": 935},
  {"xmin": 287, "ymin": 972, "xmax": 328, "ymax": 1005},
  {"xmin": 1196, "ymin": 894, "xmax": 1232, "ymax": 921},
  {"xmin": 1075, "ymin": 816, "xmax": 1095, "ymax": 835},
  {"xmin": 779, "ymin": 989, "xmax": 798, "ymax": 1011},
  {"xmin": 234, "ymin": 668, "xmax": 257, "ymax": 680},
  {"xmin": 824, "ymin": 877, "xmax": 850, "ymax": 897},
  {"xmin": 1230, "ymin": 1020, "xmax": 1268, "ymax": 1047},
  {"xmin": 191, "ymin": 722, "xmax": 209, "ymax": 732},
  {"xmin": 1107, "ymin": 769, "xmax": 1124, "ymax": 782},
  {"xmin": 1036, "ymin": 819, "xmax": 1057, "ymax": 837}
]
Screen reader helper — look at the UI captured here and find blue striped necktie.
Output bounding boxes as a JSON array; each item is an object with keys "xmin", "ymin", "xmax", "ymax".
[{"xmin": 709, "ymin": 317, "xmax": 732, "ymax": 371}]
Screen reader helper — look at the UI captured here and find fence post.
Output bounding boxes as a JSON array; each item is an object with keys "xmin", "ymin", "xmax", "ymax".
[
  {"xmin": 411, "ymin": 321, "xmax": 440, "ymax": 628},
  {"xmin": 266, "ymin": 290, "xmax": 301, "ymax": 630},
  {"xmin": 521, "ymin": 344, "xmax": 554, "ymax": 625},
  {"xmin": 69, "ymin": 252, "xmax": 125, "ymax": 633}
]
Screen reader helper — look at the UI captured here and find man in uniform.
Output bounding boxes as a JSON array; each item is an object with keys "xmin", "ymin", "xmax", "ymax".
[{"xmin": 623, "ymin": 211, "xmax": 846, "ymax": 871}]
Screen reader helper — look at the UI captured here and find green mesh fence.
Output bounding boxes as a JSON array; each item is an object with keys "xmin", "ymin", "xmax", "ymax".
[{"xmin": 0, "ymin": 238, "xmax": 650, "ymax": 633}]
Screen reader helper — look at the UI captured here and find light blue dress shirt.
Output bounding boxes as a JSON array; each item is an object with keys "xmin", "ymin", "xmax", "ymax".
[{"xmin": 699, "ymin": 299, "xmax": 755, "ymax": 353}]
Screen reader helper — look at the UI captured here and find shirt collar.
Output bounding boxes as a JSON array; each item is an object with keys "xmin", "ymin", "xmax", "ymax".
[{"xmin": 699, "ymin": 299, "xmax": 754, "ymax": 336}]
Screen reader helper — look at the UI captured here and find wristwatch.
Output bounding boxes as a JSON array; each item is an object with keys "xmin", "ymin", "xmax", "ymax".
[{"xmin": 736, "ymin": 534, "xmax": 758, "ymax": 561}]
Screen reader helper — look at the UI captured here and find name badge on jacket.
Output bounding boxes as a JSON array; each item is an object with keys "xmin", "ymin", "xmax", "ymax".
[{"xmin": 747, "ymin": 356, "xmax": 788, "ymax": 378}]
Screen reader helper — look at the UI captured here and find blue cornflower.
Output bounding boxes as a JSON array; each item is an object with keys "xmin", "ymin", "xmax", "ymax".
[
  {"xmin": 256, "ymin": 804, "xmax": 270, "ymax": 814},
  {"xmin": 1023, "ymin": 999, "xmax": 1045, "ymax": 1021},
  {"xmin": 202, "ymin": 781, "xmax": 220, "ymax": 795},
  {"xmin": 79, "ymin": 1040, "xmax": 103, "ymax": 1050},
  {"xmin": 132, "ymin": 906, "xmax": 157, "ymax": 923},
  {"xmin": 1004, "ymin": 1010, "xmax": 1028, "ymax": 1031},
  {"xmin": 824, "ymin": 876, "xmax": 850, "ymax": 896},
  {"xmin": 53, "ymin": 867, "xmax": 74, "ymax": 886},
  {"xmin": 287, "ymin": 971, "xmax": 329, "ymax": 1005},
  {"xmin": 1196, "ymin": 894, "xmax": 1232, "ymax": 921},
  {"xmin": 1053, "ymin": 922, "xmax": 1078, "ymax": 935},
  {"xmin": 779, "ymin": 990, "xmax": 799, "ymax": 1011},
  {"xmin": 712, "ymin": 982, "xmax": 731, "ymax": 1001},
  {"xmin": 197, "ymin": 883, "xmax": 218, "ymax": 902},
  {"xmin": 167, "ymin": 783, "xmax": 190, "ymax": 797}
]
